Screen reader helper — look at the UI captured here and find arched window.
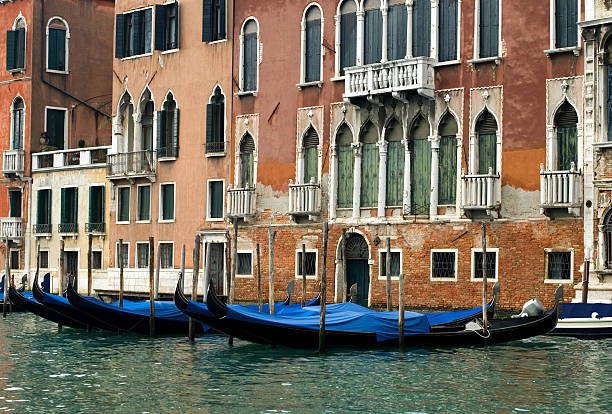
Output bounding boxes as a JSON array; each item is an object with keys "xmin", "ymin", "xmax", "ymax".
[
  {"xmin": 206, "ymin": 86, "xmax": 225, "ymax": 154},
  {"xmin": 242, "ymin": 19, "xmax": 258, "ymax": 92},
  {"xmin": 438, "ymin": 113, "xmax": 458, "ymax": 205},
  {"xmin": 339, "ymin": 1, "xmax": 357, "ymax": 75},
  {"xmin": 46, "ymin": 17, "xmax": 69, "ymax": 72},
  {"xmin": 157, "ymin": 93, "xmax": 179, "ymax": 158},
  {"xmin": 11, "ymin": 97, "xmax": 24, "ymax": 150},
  {"xmin": 336, "ymin": 124, "xmax": 354, "ymax": 208},
  {"xmin": 554, "ymin": 101, "xmax": 578, "ymax": 171},
  {"xmin": 303, "ymin": 127, "xmax": 319, "ymax": 183},
  {"xmin": 363, "ymin": 0, "xmax": 382, "ymax": 65},
  {"xmin": 142, "ymin": 101, "xmax": 154, "ymax": 151},
  {"xmin": 360, "ymin": 122, "xmax": 379, "ymax": 207},
  {"xmin": 476, "ymin": 110, "xmax": 498, "ymax": 174},
  {"xmin": 412, "ymin": 0, "xmax": 431, "ymax": 57},
  {"xmin": 239, "ymin": 133, "xmax": 255, "ymax": 188},
  {"xmin": 303, "ymin": 5, "xmax": 322, "ymax": 83},
  {"xmin": 6, "ymin": 17, "xmax": 26, "ymax": 72},
  {"xmin": 387, "ymin": 0, "xmax": 407, "ymax": 61},
  {"xmin": 385, "ymin": 120, "xmax": 404, "ymax": 207},
  {"xmin": 410, "ymin": 116, "xmax": 431, "ymax": 214}
]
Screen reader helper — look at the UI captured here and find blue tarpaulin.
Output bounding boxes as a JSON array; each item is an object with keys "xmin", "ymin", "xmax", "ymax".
[{"xmin": 560, "ymin": 302, "xmax": 612, "ymax": 319}]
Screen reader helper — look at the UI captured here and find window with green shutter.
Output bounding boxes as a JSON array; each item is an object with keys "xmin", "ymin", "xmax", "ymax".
[
  {"xmin": 118, "ymin": 187, "xmax": 130, "ymax": 223},
  {"xmin": 239, "ymin": 134, "xmax": 255, "ymax": 188},
  {"xmin": 12, "ymin": 97, "xmax": 24, "ymax": 150},
  {"xmin": 479, "ymin": 0, "xmax": 499, "ymax": 58},
  {"xmin": 47, "ymin": 26, "xmax": 66, "ymax": 71},
  {"xmin": 555, "ymin": 0, "xmax": 578, "ymax": 49},
  {"xmin": 340, "ymin": 1, "xmax": 357, "ymax": 75},
  {"xmin": 203, "ymin": 0, "xmax": 226, "ymax": 42},
  {"xmin": 117, "ymin": 9, "xmax": 152, "ymax": 58},
  {"xmin": 359, "ymin": 122, "xmax": 379, "ymax": 208},
  {"xmin": 438, "ymin": 113, "xmax": 458, "ymax": 205},
  {"xmin": 385, "ymin": 120, "xmax": 404, "ymax": 207},
  {"xmin": 37, "ymin": 190, "xmax": 52, "ymax": 232},
  {"xmin": 303, "ymin": 127, "xmax": 319, "ymax": 184},
  {"xmin": 158, "ymin": 94, "xmax": 179, "ymax": 158},
  {"xmin": 88, "ymin": 186, "xmax": 105, "ymax": 230},
  {"xmin": 9, "ymin": 191, "xmax": 21, "ymax": 218},
  {"xmin": 476, "ymin": 110, "xmax": 498, "ymax": 174},
  {"xmin": 209, "ymin": 181, "xmax": 224, "ymax": 219},
  {"xmin": 206, "ymin": 87, "xmax": 225, "ymax": 154},
  {"xmin": 155, "ymin": 2, "xmax": 179, "ymax": 51},
  {"xmin": 439, "ymin": 0, "xmax": 458, "ymax": 61},
  {"xmin": 412, "ymin": 0, "xmax": 431, "ymax": 58},
  {"xmin": 336, "ymin": 124, "xmax": 354, "ymax": 208},
  {"xmin": 387, "ymin": 2, "xmax": 407, "ymax": 61},
  {"xmin": 555, "ymin": 101, "xmax": 578, "ymax": 171},
  {"xmin": 60, "ymin": 187, "xmax": 77, "ymax": 232},
  {"xmin": 161, "ymin": 183, "xmax": 175, "ymax": 221},
  {"xmin": 46, "ymin": 108, "xmax": 65, "ymax": 150},
  {"xmin": 6, "ymin": 27, "xmax": 25, "ymax": 71},
  {"xmin": 138, "ymin": 185, "xmax": 151, "ymax": 221},
  {"xmin": 364, "ymin": 1, "xmax": 382, "ymax": 65},
  {"xmin": 243, "ymin": 19, "xmax": 258, "ymax": 91},
  {"xmin": 305, "ymin": 7, "xmax": 321, "ymax": 83},
  {"xmin": 410, "ymin": 116, "xmax": 431, "ymax": 214}
]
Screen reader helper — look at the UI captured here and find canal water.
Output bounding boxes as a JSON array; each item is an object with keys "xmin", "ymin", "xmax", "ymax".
[{"xmin": 0, "ymin": 313, "xmax": 610, "ymax": 413}]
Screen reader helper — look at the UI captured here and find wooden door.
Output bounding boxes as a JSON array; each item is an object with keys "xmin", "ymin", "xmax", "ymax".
[
  {"xmin": 208, "ymin": 243, "xmax": 225, "ymax": 294},
  {"xmin": 346, "ymin": 259, "xmax": 369, "ymax": 306}
]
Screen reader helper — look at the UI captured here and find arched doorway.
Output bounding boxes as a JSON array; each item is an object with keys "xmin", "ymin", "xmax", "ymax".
[{"xmin": 345, "ymin": 233, "xmax": 370, "ymax": 306}]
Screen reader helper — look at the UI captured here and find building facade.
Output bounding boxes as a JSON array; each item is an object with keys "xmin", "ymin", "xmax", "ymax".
[{"xmin": 227, "ymin": 0, "xmax": 586, "ymax": 310}]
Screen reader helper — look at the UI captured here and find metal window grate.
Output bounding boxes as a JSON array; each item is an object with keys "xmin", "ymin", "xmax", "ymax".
[
  {"xmin": 380, "ymin": 251, "xmax": 400, "ymax": 276},
  {"xmin": 297, "ymin": 252, "xmax": 317, "ymax": 276},
  {"xmin": 237, "ymin": 252, "xmax": 252, "ymax": 275},
  {"xmin": 432, "ymin": 251, "xmax": 456, "ymax": 278},
  {"xmin": 136, "ymin": 244, "xmax": 149, "ymax": 269},
  {"xmin": 474, "ymin": 251, "xmax": 496, "ymax": 279},
  {"xmin": 547, "ymin": 252, "xmax": 571, "ymax": 280},
  {"xmin": 160, "ymin": 243, "xmax": 173, "ymax": 269}
]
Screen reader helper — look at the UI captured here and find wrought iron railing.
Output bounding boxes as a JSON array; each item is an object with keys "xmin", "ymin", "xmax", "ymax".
[
  {"xmin": 157, "ymin": 146, "xmax": 178, "ymax": 158},
  {"xmin": 34, "ymin": 223, "xmax": 52, "ymax": 234},
  {"xmin": 206, "ymin": 141, "xmax": 225, "ymax": 154},
  {"xmin": 58, "ymin": 223, "xmax": 78, "ymax": 233},
  {"xmin": 86, "ymin": 222, "xmax": 105, "ymax": 233},
  {"xmin": 107, "ymin": 150, "xmax": 156, "ymax": 177}
]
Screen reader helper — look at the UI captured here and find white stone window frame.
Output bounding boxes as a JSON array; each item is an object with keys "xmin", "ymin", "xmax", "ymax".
[
  {"xmin": 44, "ymin": 106, "xmax": 69, "ymax": 150},
  {"xmin": 430, "ymin": 248, "xmax": 458, "ymax": 281},
  {"xmin": 158, "ymin": 90, "xmax": 179, "ymax": 161},
  {"xmin": 115, "ymin": 241, "xmax": 130, "ymax": 269},
  {"xmin": 295, "ymin": 120, "xmax": 324, "ymax": 185},
  {"xmin": 328, "ymin": 120, "xmax": 357, "ymax": 218},
  {"xmin": 136, "ymin": 183, "xmax": 152, "ymax": 223},
  {"xmin": 113, "ymin": 90, "xmax": 135, "ymax": 155},
  {"xmin": 133, "ymin": 86, "xmax": 156, "ymax": 155},
  {"xmin": 158, "ymin": 182, "xmax": 176, "ymax": 223},
  {"xmin": 470, "ymin": 247, "xmax": 499, "ymax": 282},
  {"xmin": 10, "ymin": 94, "xmax": 26, "ymax": 151},
  {"xmin": 9, "ymin": 248, "xmax": 20, "ymax": 271},
  {"xmin": 378, "ymin": 248, "xmax": 402, "ymax": 281},
  {"xmin": 299, "ymin": 2, "xmax": 325, "ymax": 88},
  {"xmin": 91, "ymin": 249, "xmax": 103, "ymax": 270},
  {"xmin": 120, "ymin": 6, "xmax": 155, "ymax": 61},
  {"xmin": 206, "ymin": 84, "xmax": 227, "ymax": 157},
  {"xmin": 39, "ymin": 249, "xmax": 50, "ymax": 270},
  {"xmin": 435, "ymin": 0, "xmax": 462, "ymax": 66},
  {"xmin": 10, "ymin": 14, "xmax": 27, "ymax": 73},
  {"xmin": 116, "ymin": 185, "xmax": 131, "ymax": 225},
  {"xmin": 546, "ymin": 84, "xmax": 583, "ymax": 173},
  {"xmin": 544, "ymin": 248, "xmax": 574, "ymax": 284},
  {"xmin": 236, "ymin": 249, "xmax": 254, "ymax": 278},
  {"xmin": 545, "ymin": 0, "xmax": 582, "ymax": 58},
  {"xmin": 159, "ymin": 241, "xmax": 175, "ymax": 269},
  {"xmin": 469, "ymin": 0, "xmax": 502, "ymax": 65},
  {"xmin": 135, "ymin": 241, "xmax": 150, "ymax": 269},
  {"xmin": 295, "ymin": 249, "xmax": 319, "ymax": 280},
  {"xmin": 206, "ymin": 178, "xmax": 225, "ymax": 222},
  {"xmin": 469, "ymin": 104, "xmax": 502, "ymax": 175},
  {"xmin": 234, "ymin": 116, "xmax": 259, "ymax": 190},
  {"xmin": 159, "ymin": 0, "xmax": 181, "ymax": 55},
  {"xmin": 45, "ymin": 16, "xmax": 70, "ymax": 74},
  {"xmin": 237, "ymin": 17, "xmax": 260, "ymax": 96}
]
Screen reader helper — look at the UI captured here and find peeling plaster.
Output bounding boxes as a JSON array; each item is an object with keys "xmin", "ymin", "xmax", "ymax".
[{"xmin": 500, "ymin": 185, "xmax": 540, "ymax": 218}]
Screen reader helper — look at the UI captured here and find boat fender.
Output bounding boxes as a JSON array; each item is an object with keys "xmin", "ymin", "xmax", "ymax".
[
  {"xmin": 592, "ymin": 312, "xmax": 600, "ymax": 319},
  {"xmin": 512, "ymin": 298, "xmax": 545, "ymax": 318}
]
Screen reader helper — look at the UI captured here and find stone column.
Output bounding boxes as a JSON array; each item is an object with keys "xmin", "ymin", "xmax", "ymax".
[
  {"xmin": 132, "ymin": 112, "xmax": 143, "ymax": 152},
  {"xmin": 405, "ymin": 0, "xmax": 414, "ymax": 59},
  {"xmin": 469, "ymin": 132, "xmax": 477, "ymax": 174},
  {"xmin": 455, "ymin": 135, "xmax": 463, "ymax": 215},
  {"xmin": 381, "ymin": 5, "xmax": 389, "ymax": 62},
  {"xmin": 356, "ymin": 11, "xmax": 365, "ymax": 66},
  {"xmin": 546, "ymin": 125, "xmax": 555, "ymax": 171},
  {"xmin": 300, "ymin": 20, "xmax": 306, "ymax": 83},
  {"xmin": 352, "ymin": 143, "xmax": 362, "ymax": 218},
  {"xmin": 429, "ymin": 135, "xmax": 440, "ymax": 217},
  {"xmin": 377, "ymin": 141, "xmax": 388, "ymax": 217},
  {"xmin": 598, "ymin": 224, "xmax": 606, "ymax": 270},
  {"xmin": 402, "ymin": 138, "xmax": 412, "ymax": 215},
  {"xmin": 329, "ymin": 146, "xmax": 338, "ymax": 219},
  {"xmin": 430, "ymin": 0, "xmax": 439, "ymax": 60},
  {"xmin": 112, "ymin": 116, "xmax": 124, "ymax": 154}
]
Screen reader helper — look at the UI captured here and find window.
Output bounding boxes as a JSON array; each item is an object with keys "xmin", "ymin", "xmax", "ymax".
[
  {"xmin": 472, "ymin": 249, "xmax": 498, "ymax": 281},
  {"xmin": 206, "ymin": 87, "xmax": 225, "ymax": 154},
  {"xmin": 35, "ymin": 189, "xmax": 52, "ymax": 234},
  {"xmin": 412, "ymin": 0, "xmax": 431, "ymax": 58},
  {"xmin": 387, "ymin": 0, "xmax": 407, "ymax": 61},
  {"xmin": 39, "ymin": 250, "xmax": 49, "ymax": 269},
  {"xmin": 8, "ymin": 190, "xmax": 21, "ymax": 218},
  {"xmin": 46, "ymin": 18, "xmax": 69, "ymax": 72},
  {"xmin": 476, "ymin": 110, "xmax": 498, "ymax": 175},
  {"xmin": 6, "ymin": 21, "xmax": 25, "ymax": 72},
  {"xmin": 546, "ymin": 251, "xmax": 572, "ymax": 281},
  {"xmin": 11, "ymin": 97, "xmax": 24, "ymax": 150},
  {"xmin": 303, "ymin": 5, "xmax": 322, "ymax": 83},
  {"xmin": 160, "ymin": 183, "xmax": 175, "ymax": 221},
  {"xmin": 296, "ymin": 251, "xmax": 317, "ymax": 278},
  {"xmin": 157, "ymin": 93, "xmax": 179, "ymax": 158},
  {"xmin": 45, "ymin": 107, "xmax": 66, "ymax": 150},
  {"xmin": 431, "ymin": 250, "xmax": 457, "ymax": 280},
  {"xmin": 88, "ymin": 186, "xmax": 105, "ymax": 232},
  {"xmin": 241, "ymin": 19, "xmax": 258, "ymax": 92},
  {"xmin": 142, "ymin": 101, "xmax": 154, "ymax": 151},
  {"xmin": 410, "ymin": 116, "xmax": 431, "ymax": 215},
  {"xmin": 360, "ymin": 122, "xmax": 379, "ymax": 208},
  {"xmin": 136, "ymin": 243, "xmax": 150, "ymax": 268},
  {"xmin": 202, "ymin": 0, "xmax": 226, "ymax": 42},
  {"xmin": 478, "ymin": 0, "xmax": 500, "ymax": 58},
  {"xmin": 438, "ymin": 113, "xmax": 458, "ymax": 205},
  {"xmin": 554, "ymin": 0, "xmax": 578, "ymax": 49},
  {"xmin": 605, "ymin": 211, "xmax": 612, "ymax": 269},
  {"xmin": 336, "ymin": 124, "xmax": 354, "ymax": 208},
  {"xmin": 338, "ymin": 0, "xmax": 357, "ymax": 76},
  {"xmin": 60, "ymin": 187, "xmax": 77, "ymax": 233},
  {"xmin": 92, "ymin": 251, "xmax": 102, "ymax": 270},
  {"xmin": 137, "ymin": 185, "xmax": 151, "ymax": 221},
  {"xmin": 116, "ymin": 242, "xmax": 129, "ymax": 268},
  {"xmin": 155, "ymin": 1, "xmax": 179, "ymax": 51},
  {"xmin": 159, "ymin": 243, "xmax": 174, "ymax": 268},
  {"xmin": 237, "ymin": 251, "xmax": 253, "ymax": 276},
  {"xmin": 115, "ymin": 8, "xmax": 153, "ymax": 58},
  {"xmin": 380, "ymin": 251, "xmax": 401, "ymax": 278},
  {"xmin": 439, "ymin": 0, "xmax": 458, "ymax": 61},
  {"xmin": 385, "ymin": 120, "xmax": 404, "ymax": 207},
  {"xmin": 239, "ymin": 134, "xmax": 255, "ymax": 188},
  {"xmin": 208, "ymin": 180, "xmax": 224, "ymax": 220},
  {"xmin": 10, "ymin": 250, "xmax": 19, "ymax": 270},
  {"xmin": 554, "ymin": 101, "xmax": 578, "ymax": 171},
  {"xmin": 302, "ymin": 127, "xmax": 319, "ymax": 184},
  {"xmin": 363, "ymin": 0, "xmax": 382, "ymax": 65},
  {"xmin": 117, "ymin": 187, "xmax": 130, "ymax": 223}
]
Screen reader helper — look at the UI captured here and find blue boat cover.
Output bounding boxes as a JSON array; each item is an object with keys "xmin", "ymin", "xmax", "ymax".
[
  {"xmin": 0, "ymin": 291, "xmax": 34, "ymax": 301},
  {"xmin": 86, "ymin": 296, "xmax": 191, "ymax": 321},
  {"xmin": 425, "ymin": 304, "xmax": 490, "ymax": 326},
  {"xmin": 560, "ymin": 303, "xmax": 612, "ymax": 319}
]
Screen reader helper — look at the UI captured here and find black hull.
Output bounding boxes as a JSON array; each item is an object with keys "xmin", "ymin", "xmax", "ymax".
[{"xmin": 9, "ymin": 286, "xmax": 88, "ymax": 329}]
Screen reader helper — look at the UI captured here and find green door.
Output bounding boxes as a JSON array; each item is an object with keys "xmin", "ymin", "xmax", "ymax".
[
  {"xmin": 346, "ymin": 259, "xmax": 369, "ymax": 306},
  {"xmin": 411, "ymin": 138, "xmax": 431, "ymax": 214}
]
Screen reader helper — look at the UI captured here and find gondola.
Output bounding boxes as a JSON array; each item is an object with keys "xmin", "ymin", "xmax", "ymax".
[
  {"xmin": 549, "ymin": 302, "xmax": 612, "ymax": 338},
  {"xmin": 65, "ymin": 277, "xmax": 208, "ymax": 335}
]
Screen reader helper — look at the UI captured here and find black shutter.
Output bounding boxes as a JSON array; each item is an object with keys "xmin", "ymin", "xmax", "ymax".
[
  {"xmin": 439, "ymin": 0, "xmax": 458, "ymax": 61},
  {"xmin": 202, "ymin": 0, "xmax": 213, "ymax": 42},
  {"xmin": 132, "ymin": 10, "xmax": 143, "ymax": 55},
  {"xmin": 340, "ymin": 12, "xmax": 357, "ymax": 75},
  {"xmin": 16, "ymin": 28, "xmax": 25, "ymax": 69},
  {"xmin": 56, "ymin": 29, "xmax": 66, "ymax": 71},
  {"xmin": 156, "ymin": 110, "xmax": 166, "ymax": 154},
  {"xmin": 480, "ymin": 0, "xmax": 499, "ymax": 58},
  {"xmin": 556, "ymin": 0, "xmax": 578, "ymax": 48},
  {"xmin": 305, "ymin": 19, "xmax": 321, "ymax": 82},
  {"xmin": 219, "ymin": 0, "xmax": 226, "ymax": 39},
  {"xmin": 172, "ymin": 108, "xmax": 179, "ymax": 157},
  {"xmin": 244, "ymin": 33, "xmax": 257, "ymax": 91},
  {"xmin": 115, "ymin": 14, "xmax": 126, "ymax": 58},
  {"xmin": 6, "ymin": 30, "xmax": 17, "ymax": 70},
  {"xmin": 206, "ymin": 103, "xmax": 214, "ymax": 144},
  {"xmin": 144, "ymin": 8, "xmax": 153, "ymax": 53},
  {"xmin": 48, "ymin": 28, "xmax": 57, "ymax": 69},
  {"xmin": 155, "ymin": 4, "xmax": 167, "ymax": 50}
]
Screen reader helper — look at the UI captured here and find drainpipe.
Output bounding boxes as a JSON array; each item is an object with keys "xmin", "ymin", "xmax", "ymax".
[{"xmin": 24, "ymin": 179, "xmax": 33, "ymax": 289}]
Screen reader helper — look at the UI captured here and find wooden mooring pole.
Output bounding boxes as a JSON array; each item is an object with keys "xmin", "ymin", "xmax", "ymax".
[
  {"xmin": 230, "ymin": 220, "xmax": 237, "ymax": 304},
  {"xmin": 301, "ymin": 244, "xmax": 306, "ymax": 307},
  {"xmin": 386, "ymin": 237, "xmax": 392, "ymax": 311},
  {"xmin": 118, "ymin": 239, "xmax": 124, "ymax": 307},
  {"xmin": 59, "ymin": 239, "xmax": 65, "ymax": 297},
  {"xmin": 3, "ymin": 236, "xmax": 9, "ymax": 318},
  {"xmin": 319, "ymin": 222, "xmax": 328, "ymax": 353},
  {"xmin": 398, "ymin": 273, "xmax": 405, "ymax": 349},
  {"xmin": 87, "ymin": 233, "xmax": 92, "ymax": 296},
  {"xmin": 481, "ymin": 223, "xmax": 488, "ymax": 331},
  {"xmin": 154, "ymin": 242, "xmax": 161, "ymax": 300},
  {"xmin": 256, "ymin": 243, "xmax": 262, "ymax": 312},
  {"xmin": 179, "ymin": 244, "xmax": 185, "ymax": 300},
  {"xmin": 189, "ymin": 235, "xmax": 201, "ymax": 342},
  {"xmin": 148, "ymin": 237, "xmax": 155, "ymax": 337},
  {"xmin": 582, "ymin": 248, "xmax": 590, "ymax": 303},
  {"xmin": 268, "ymin": 227, "xmax": 276, "ymax": 315},
  {"xmin": 341, "ymin": 229, "xmax": 347, "ymax": 303}
]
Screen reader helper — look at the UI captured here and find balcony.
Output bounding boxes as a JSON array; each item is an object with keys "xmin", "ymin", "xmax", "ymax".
[
  {"xmin": 288, "ymin": 180, "xmax": 321, "ymax": 219},
  {"xmin": 2, "ymin": 149, "xmax": 25, "ymax": 177},
  {"xmin": 107, "ymin": 150, "xmax": 156, "ymax": 182},
  {"xmin": 0, "ymin": 217, "xmax": 22, "ymax": 240},
  {"xmin": 34, "ymin": 223, "xmax": 52, "ymax": 236},
  {"xmin": 344, "ymin": 57, "xmax": 435, "ymax": 104},
  {"xmin": 540, "ymin": 163, "xmax": 582, "ymax": 216},
  {"xmin": 86, "ymin": 222, "xmax": 106, "ymax": 234},
  {"xmin": 461, "ymin": 168, "xmax": 500, "ymax": 218},
  {"xmin": 227, "ymin": 185, "xmax": 256, "ymax": 219},
  {"xmin": 58, "ymin": 222, "xmax": 78, "ymax": 235},
  {"xmin": 32, "ymin": 146, "xmax": 109, "ymax": 172}
]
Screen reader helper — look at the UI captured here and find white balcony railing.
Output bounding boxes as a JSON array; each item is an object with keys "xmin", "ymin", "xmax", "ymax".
[
  {"xmin": 344, "ymin": 57, "xmax": 435, "ymax": 99},
  {"xmin": 1, "ymin": 217, "xmax": 22, "ymax": 239},
  {"xmin": 540, "ymin": 162, "xmax": 582, "ymax": 211},
  {"xmin": 2, "ymin": 149, "xmax": 25, "ymax": 176},
  {"xmin": 288, "ymin": 180, "xmax": 321, "ymax": 216},
  {"xmin": 106, "ymin": 150, "xmax": 156, "ymax": 179},
  {"xmin": 32, "ymin": 146, "xmax": 110, "ymax": 172},
  {"xmin": 227, "ymin": 185, "xmax": 256, "ymax": 218},
  {"xmin": 461, "ymin": 168, "xmax": 500, "ymax": 211}
]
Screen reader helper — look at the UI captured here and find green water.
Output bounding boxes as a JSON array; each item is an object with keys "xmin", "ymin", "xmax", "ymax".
[{"xmin": 0, "ymin": 313, "xmax": 610, "ymax": 413}]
